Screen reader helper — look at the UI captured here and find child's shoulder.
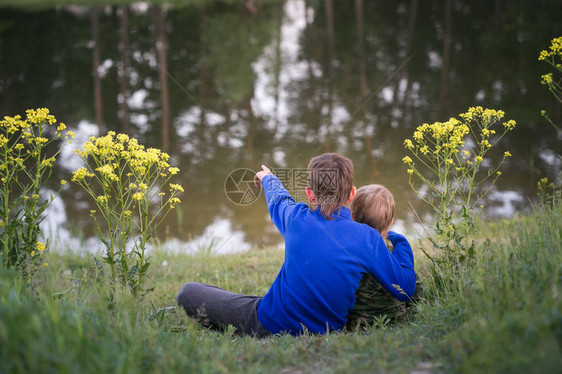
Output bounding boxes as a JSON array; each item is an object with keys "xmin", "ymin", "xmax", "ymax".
[{"xmin": 346, "ymin": 220, "xmax": 388, "ymax": 247}]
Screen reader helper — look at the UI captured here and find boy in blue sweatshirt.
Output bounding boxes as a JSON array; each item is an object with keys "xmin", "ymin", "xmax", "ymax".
[{"xmin": 176, "ymin": 153, "xmax": 416, "ymax": 336}]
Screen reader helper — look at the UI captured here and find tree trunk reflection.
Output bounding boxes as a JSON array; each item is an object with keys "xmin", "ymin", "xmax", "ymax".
[
  {"xmin": 154, "ymin": 5, "xmax": 170, "ymax": 153},
  {"xmin": 324, "ymin": 0, "xmax": 334, "ymax": 153},
  {"xmin": 91, "ymin": 7, "xmax": 103, "ymax": 135},
  {"xmin": 437, "ymin": 0, "xmax": 452, "ymax": 119},
  {"xmin": 119, "ymin": 5, "xmax": 130, "ymax": 134}
]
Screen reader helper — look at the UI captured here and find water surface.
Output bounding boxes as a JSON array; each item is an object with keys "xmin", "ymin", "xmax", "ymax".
[{"xmin": 1, "ymin": 0, "xmax": 560, "ymax": 252}]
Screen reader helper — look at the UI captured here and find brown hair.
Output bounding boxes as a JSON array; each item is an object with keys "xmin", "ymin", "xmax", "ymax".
[
  {"xmin": 350, "ymin": 184, "xmax": 395, "ymax": 238},
  {"xmin": 307, "ymin": 153, "xmax": 354, "ymax": 220}
]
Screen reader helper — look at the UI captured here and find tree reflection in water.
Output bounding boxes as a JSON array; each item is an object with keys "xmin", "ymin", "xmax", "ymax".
[{"xmin": 0, "ymin": 0, "xmax": 560, "ymax": 252}]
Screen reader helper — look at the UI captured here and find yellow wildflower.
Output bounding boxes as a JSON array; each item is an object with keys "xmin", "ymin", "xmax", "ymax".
[
  {"xmin": 116, "ymin": 133, "xmax": 129, "ymax": 143},
  {"xmin": 170, "ymin": 184, "xmax": 184, "ymax": 192},
  {"xmin": 26, "ymin": 108, "xmax": 56, "ymax": 125},
  {"xmin": 96, "ymin": 164, "xmax": 118, "ymax": 181},
  {"xmin": 41, "ymin": 157, "xmax": 56, "ymax": 167},
  {"xmin": 402, "ymin": 156, "xmax": 413, "ymax": 164},
  {"xmin": 541, "ymin": 73, "xmax": 553, "ymax": 85},
  {"xmin": 503, "ymin": 120, "xmax": 516, "ymax": 130},
  {"xmin": 170, "ymin": 197, "xmax": 181, "ymax": 208},
  {"xmin": 72, "ymin": 167, "xmax": 94, "ymax": 182}
]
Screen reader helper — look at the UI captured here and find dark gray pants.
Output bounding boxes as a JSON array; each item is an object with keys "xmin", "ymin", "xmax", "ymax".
[{"xmin": 176, "ymin": 282, "xmax": 271, "ymax": 338}]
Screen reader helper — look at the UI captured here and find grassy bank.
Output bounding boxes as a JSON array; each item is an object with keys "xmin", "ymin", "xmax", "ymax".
[{"xmin": 1, "ymin": 202, "xmax": 561, "ymax": 373}]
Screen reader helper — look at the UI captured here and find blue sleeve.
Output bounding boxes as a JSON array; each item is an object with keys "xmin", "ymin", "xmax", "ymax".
[
  {"xmin": 262, "ymin": 174, "xmax": 297, "ymax": 236},
  {"xmin": 369, "ymin": 231, "xmax": 417, "ymax": 301}
]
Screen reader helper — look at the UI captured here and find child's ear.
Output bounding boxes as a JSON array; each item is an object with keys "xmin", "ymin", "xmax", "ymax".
[
  {"xmin": 346, "ymin": 186, "xmax": 357, "ymax": 203},
  {"xmin": 305, "ymin": 187, "xmax": 316, "ymax": 204}
]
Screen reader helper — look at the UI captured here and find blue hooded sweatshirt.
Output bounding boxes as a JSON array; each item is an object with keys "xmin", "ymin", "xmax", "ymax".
[{"xmin": 257, "ymin": 175, "xmax": 416, "ymax": 335}]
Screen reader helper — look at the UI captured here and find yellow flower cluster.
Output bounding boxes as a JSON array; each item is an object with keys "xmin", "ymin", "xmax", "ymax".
[
  {"xmin": 541, "ymin": 73, "xmax": 554, "ymax": 85},
  {"xmin": 95, "ymin": 164, "xmax": 119, "ymax": 182},
  {"xmin": 503, "ymin": 120, "xmax": 516, "ymax": 130},
  {"xmin": 0, "ymin": 109, "xmax": 75, "ymax": 141},
  {"xmin": 41, "ymin": 157, "xmax": 56, "ymax": 167},
  {"xmin": 170, "ymin": 183, "xmax": 184, "ymax": 192},
  {"xmin": 538, "ymin": 36, "xmax": 562, "ymax": 61},
  {"xmin": 459, "ymin": 107, "xmax": 505, "ymax": 124},
  {"xmin": 75, "ymin": 132, "xmax": 175, "ymax": 179},
  {"xmin": 1, "ymin": 109, "xmax": 75, "ymax": 188},
  {"xmin": 30, "ymin": 241, "xmax": 47, "ymax": 258},
  {"xmin": 403, "ymin": 107, "xmax": 516, "ymax": 174},
  {"xmin": 170, "ymin": 197, "xmax": 181, "ymax": 208},
  {"xmin": 73, "ymin": 131, "xmax": 183, "ymax": 226},
  {"xmin": 36, "ymin": 241, "xmax": 46, "ymax": 252},
  {"xmin": 72, "ymin": 167, "xmax": 95, "ymax": 182},
  {"xmin": 1, "ymin": 115, "xmax": 28, "ymax": 134},
  {"xmin": 406, "ymin": 117, "xmax": 470, "ymax": 158},
  {"xmin": 25, "ymin": 108, "xmax": 56, "ymax": 125}
]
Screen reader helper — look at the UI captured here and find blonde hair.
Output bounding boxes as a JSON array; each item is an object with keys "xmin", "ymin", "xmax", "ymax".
[
  {"xmin": 307, "ymin": 153, "xmax": 354, "ymax": 220},
  {"xmin": 350, "ymin": 184, "xmax": 394, "ymax": 238}
]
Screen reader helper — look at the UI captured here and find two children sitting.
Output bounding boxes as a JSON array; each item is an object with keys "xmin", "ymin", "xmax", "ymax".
[{"xmin": 177, "ymin": 153, "xmax": 417, "ymax": 336}]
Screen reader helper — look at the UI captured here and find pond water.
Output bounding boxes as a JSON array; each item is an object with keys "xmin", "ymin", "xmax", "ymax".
[{"xmin": 1, "ymin": 0, "xmax": 561, "ymax": 253}]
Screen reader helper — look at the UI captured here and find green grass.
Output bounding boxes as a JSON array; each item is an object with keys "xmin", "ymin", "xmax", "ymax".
[{"xmin": 1, "ymin": 202, "xmax": 561, "ymax": 373}]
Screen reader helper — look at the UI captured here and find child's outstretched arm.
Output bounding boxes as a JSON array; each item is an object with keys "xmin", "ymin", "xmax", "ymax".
[
  {"xmin": 254, "ymin": 165, "xmax": 299, "ymax": 236},
  {"xmin": 369, "ymin": 231, "xmax": 416, "ymax": 301}
]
